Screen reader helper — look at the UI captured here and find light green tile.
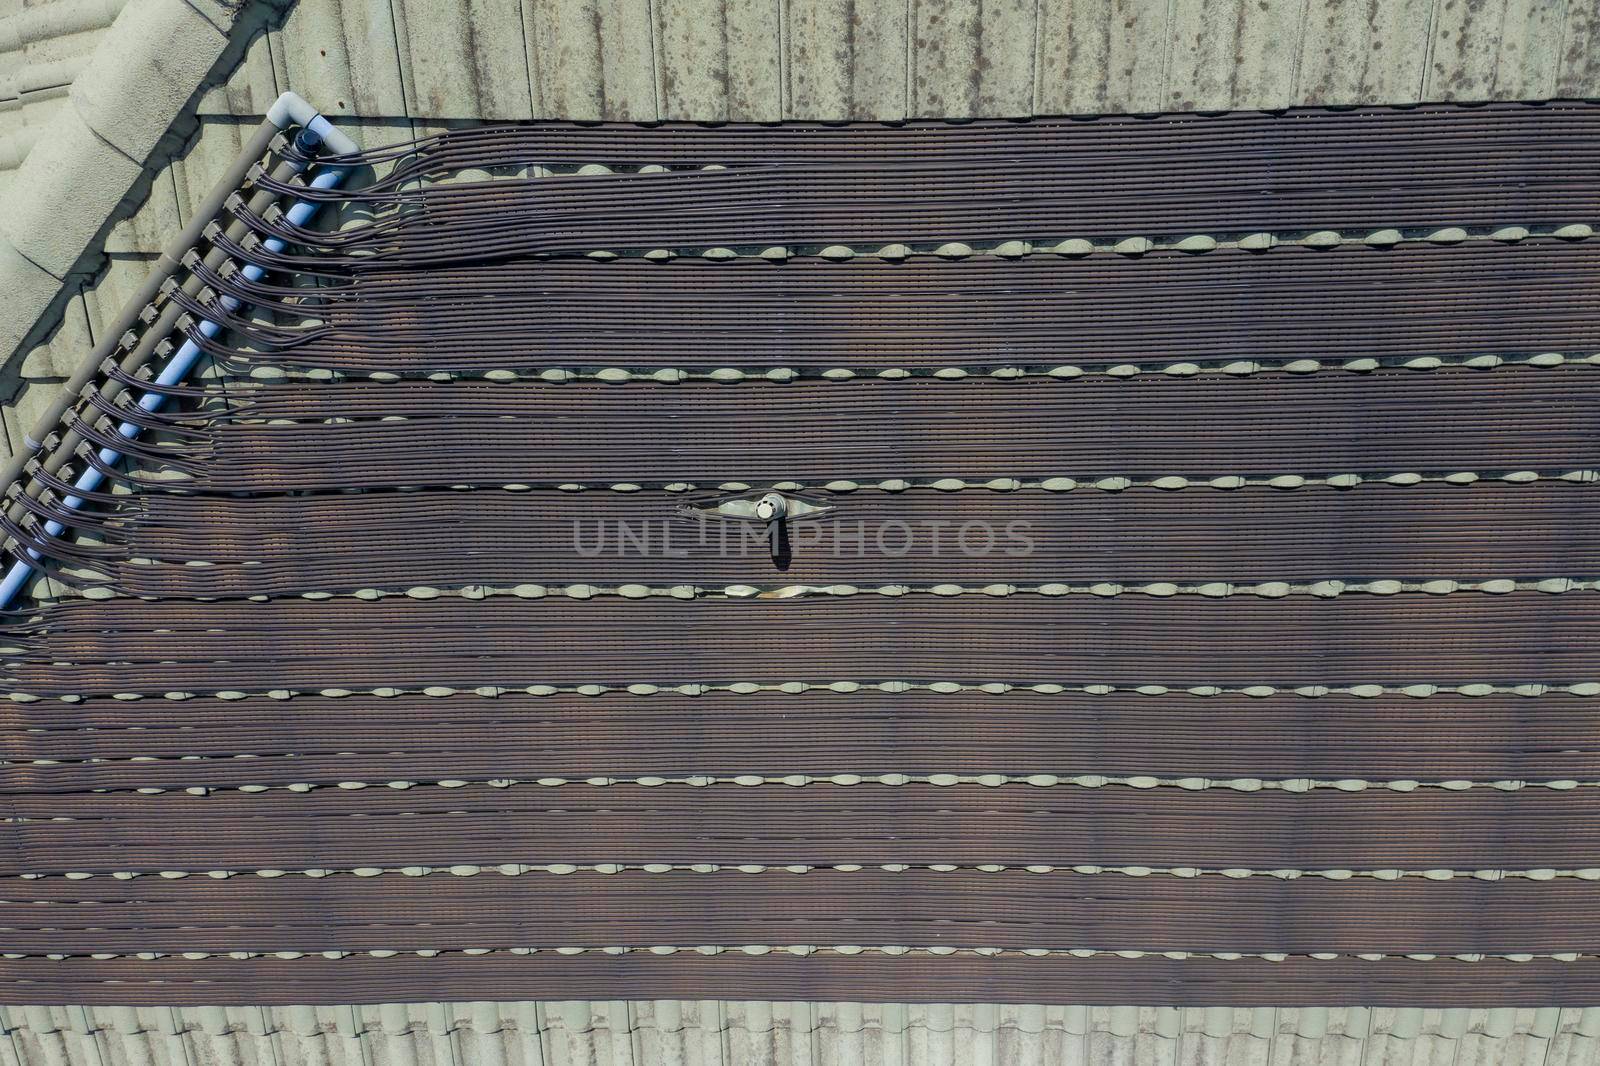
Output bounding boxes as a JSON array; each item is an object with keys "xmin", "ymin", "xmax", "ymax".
[
  {"xmin": 17, "ymin": 286, "xmax": 91, "ymax": 379},
  {"xmin": 1557, "ymin": 0, "xmax": 1600, "ymax": 95},
  {"xmin": 102, "ymin": 159, "xmax": 182, "ymax": 255},
  {"xmin": 649, "ymin": 0, "xmax": 780, "ymax": 120},
  {"xmin": 1296, "ymin": 0, "xmax": 1432, "ymax": 105},
  {"xmin": 1424, "ymin": 0, "xmax": 1509, "ymax": 100},
  {"xmin": 911, "ymin": 0, "xmax": 980, "ymax": 117},
  {"xmin": 1166, "ymin": 0, "xmax": 1305, "ymax": 111},
  {"xmin": 394, "ymin": 0, "xmax": 534, "ymax": 119},
  {"xmin": 526, "ymin": 0, "xmax": 607, "ymax": 119},
  {"xmin": 1039, "ymin": 0, "xmax": 1169, "ymax": 115},
  {"xmin": 278, "ymin": 0, "xmax": 407, "ymax": 117},
  {"xmin": 195, "ymin": 8, "xmax": 283, "ymax": 117},
  {"xmin": 727, "ymin": 0, "xmax": 783, "ymax": 120},
  {"xmin": 1492, "ymin": 0, "xmax": 1565, "ymax": 99},
  {"xmin": 975, "ymin": 0, "xmax": 1037, "ymax": 116},
  {"xmin": 527, "ymin": 0, "xmax": 658, "ymax": 120},
  {"xmin": 656, "ymin": 0, "xmax": 737, "ymax": 119},
  {"xmin": 785, "ymin": 0, "xmax": 909, "ymax": 120}
]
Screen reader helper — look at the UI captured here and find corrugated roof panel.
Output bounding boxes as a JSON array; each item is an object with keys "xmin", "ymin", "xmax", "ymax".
[
  {"xmin": 657, "ymin": 0, "xmax": 782, "ymax": 121},
  {"xmin": 2, "ymin": 1004, "xmax": 1595, "ymax": 1066},
  {"xmin": 910, "ymin": 0, "xmax": 982, "ymax": 118},
  {"xmin": 123, "ymin": 0, "xmax": 1600, "ymax": 128},
  {"xmin": 275, "ymin": 0, "xmax": 406, "ymax": 116},
  {"xmin": 1558, "ymin": 3, "xmax": 1600, "ymax": 95},
  {"xmin": 1166, "ymin": 0, "xmax": 1305, "ymax": 110},
  {"xmin": 526, "ymin": 0, "xmax": 659, "ymax": 122},
  {"xmin": 1294, "ymin": 0, "xmax": 1432, "ymax": 105},
  {"xmin": 1035, "ymin": 0, "xmax": 1169, "ymax": 115},
  {"xmin": 393, "ymin": 0, "xmax": 533, "ymax": 120},
  {"xmin": 783, "ymin": 0, "xmax": 907, "ymax": 120}
]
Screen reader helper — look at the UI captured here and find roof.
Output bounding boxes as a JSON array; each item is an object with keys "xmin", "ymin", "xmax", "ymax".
[
  {"xmin": 4, "ymin": 0, "xmax": 1600, "ymax": 451},
  {"xmin": 3, "ymin": 0, "xmax": 1600, "ymax": 1054},
  {"xmin": 0, "ymin": 0, "xmax": 125, "ymax": 174},
  {"xmin": 5, "ymin": 1003, "xmax": 1593, "ymax": 1066}
]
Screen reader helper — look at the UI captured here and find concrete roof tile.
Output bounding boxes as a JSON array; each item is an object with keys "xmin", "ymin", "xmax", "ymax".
[
  {"xmin": 16, "ymin": 285, "xmax": 91, "ymax": 378},
  {"xmin": 0, "ymin": 232, "xmax": 71, "ymax": 356},
  {"xmin": 784, "ymin": 0, "xmax": 907, "ymax": 120},
  {"xmin": 66, "ymin": 0, "xmax": 228, "ymax": 161},
  {"xmin": 0, "ymin": 104, "xmax": 142, "ymax": 277},
  {"xmin": 391, "ymin": 0, "xmax": 532, "ymax": 120},
  {"xmin": 11, "ymin": 1004, "xmax": 1467, "ymax": 1066},
  {"xmin": 275, "ymin": 0, "xmax": 406, "ymax": 117},
  {"xmin": 525, "ymin": 0, "xmax": 658, "ymax": 121}
]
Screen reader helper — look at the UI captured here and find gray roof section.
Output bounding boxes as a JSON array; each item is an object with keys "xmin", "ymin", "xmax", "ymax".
[
  {"xmin": 0, "ymin": 0, "xmax": 126, "ymax": 171},
  {"xmin": 4, "ymin": 1003, "xmax": 1599, "ymax": 1066},
  {"xmin": 259, "ymin": 0, "xmax": 1600, "ymax": 123}
]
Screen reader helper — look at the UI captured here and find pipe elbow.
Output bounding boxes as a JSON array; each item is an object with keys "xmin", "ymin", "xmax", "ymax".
[
  {"xmin": 264, "ymin": 91, "xmax": 309, "ymax": 132},
  {"xmin": 265, "ymin": 92, "xmax": 359, "ymax": 158}
]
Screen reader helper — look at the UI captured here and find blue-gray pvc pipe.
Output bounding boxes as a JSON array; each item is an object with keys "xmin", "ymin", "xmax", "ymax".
[{"xmin": 0, "ymin": 139, "xmax": 349, "ymax": 609}]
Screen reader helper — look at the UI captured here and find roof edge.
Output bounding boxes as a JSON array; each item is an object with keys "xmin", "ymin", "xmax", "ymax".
[{"xmin": 0, "ymin": 0, "xmax": 278, "ymax": 367}]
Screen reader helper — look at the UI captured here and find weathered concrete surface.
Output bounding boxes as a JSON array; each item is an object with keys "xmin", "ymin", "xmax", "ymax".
[
  {"xmin": 658, "ymin": 0, "xmax": 782, "ymax": 121},
  {"xmin": 785, "ymin": 0, "xmax": 908, "ymax": 119},
  {"xmin": 1037, "ymin": 0, "xmax": 1168, "ymax": 114},
  {"xmin": 276, "ymin": 0, "xmax": 405, "ymax": 115},
  {"xmin": 0, "ymin": 103, "xmax": 144, "ymax": 278},
  {"xmin": 394, "ymin": 0, "xmax": 534, "ymax": 119},
  {"xmin": 0, "ymin": 1002, "xmax": 1597, "ymax": 1066},
  {"xmin": 526, "ymin": 0, "xmax": 658, "ymax": 120}
]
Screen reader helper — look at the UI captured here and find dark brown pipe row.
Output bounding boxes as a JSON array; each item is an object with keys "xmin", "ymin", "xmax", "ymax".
[
  {"xmin": 9, "ymin": 592, "xmax": 1600, "ymax": 693},
  {"xmin": 3, "ymin": 868, "xmax": 1596, "ymax": 955},
  {"xmin": 258, "ymin": 109, "xmax": 1600, "ymax": 267},
  {"xmin": 13, "ymin": 106, "xmax": 1600, "ymax": 1009},
  {"xmin": 5, "ymin": 782, "xmax": 1600, "ymax": 872},
  {"xmin": 176, "ymin": 371, "xmax": 1600, "ymax": 491},
  {"xmin": 224, "ymin": 243, "xmax": 1600, "ymax": 372},
  {"xmin": 304, "ymin": 166, "xmax": 1600, "ymax": 267},
  {"xmin": 4, "ymin": 689, "xmax": 1599, "ymax": 789},
  {"xmin": 3, "ymin": 952, "xmax": 1597, "ymax": 1007},
  {"xmin": 232, "ymin": 103, "xmax": 1600, "ymax": 271},
  {"xmin": 369, "ymin": 102, "xmax": 1600, "ymax": 175},
  {"xmin": 85, "ymin": 482, "xmax": 1600, "ymax": 598}
]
